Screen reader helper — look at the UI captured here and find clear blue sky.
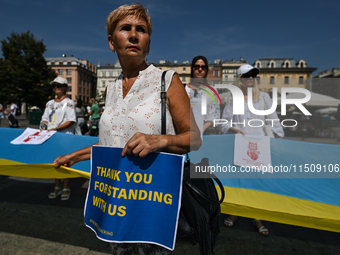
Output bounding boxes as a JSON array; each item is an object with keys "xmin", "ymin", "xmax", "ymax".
[{"xmin": 1, "ymin": 0, "xmax": 339, "ymax": 74}]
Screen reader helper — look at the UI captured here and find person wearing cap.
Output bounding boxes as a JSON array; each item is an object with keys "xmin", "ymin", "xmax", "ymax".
[
  {"xmin": 221, "ymin": 64, "xmax": 284, "ymax": 236},
  {"xmin": 40, "ymin": 76, "xmax": 76, "ymax": 200},
  {"xmin": 221, "ymin": 64, "xmax": 284, "ymax": 138}
]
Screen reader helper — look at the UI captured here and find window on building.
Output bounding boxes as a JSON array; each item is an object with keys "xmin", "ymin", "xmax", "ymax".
[
  {"xmin": 285, "ymin": 62, "xmax": 289, "ymax": 68},
  {"xmin": 83, "ymin": 88, "xmax": 85, "ymax": 93},
  {"xmin": 183, "ymin": 67, "xmax": 186, "ymax": 71},
  {"xmin": 68, "ymin": 86, "xmax": 72, "ymax": 92},
  {"xmin": 299, "ymin": 76, "xmax": 304, "ymax": 84},
  {"xmin": 213, "ymin": 70, "xmax": 219, "ymax": 77},
  {"xmin": 102, "ymin": 81, "xmax": 106, "ymax": 87},
  {"xmin": 67, "ymin": 78, "xmax": 72, "ymax": 84},
  {"xmin": 224, "ymin": 76, "xmax": 229, "ymax": 82},
  {"xmin": 284, "ymin": 76, "xmax": 289, "ymax": 84},
  {"xmin": 67, "ymin": 69, "xmax": 72, "ymax": 75},
  {"xmin": 270, "ymin": 76, "xmax": 275, "ymax": 84},
  {"xmin": 270, "ymin": 63, "xmax": 274, "ymax": 68},
  {"xmin": 58, "ymin": 69, "xmax": 64, "ymax": 75},
  {"xmin": 182, "ymin": 77, "xmax": 186, "ymax": 82}
]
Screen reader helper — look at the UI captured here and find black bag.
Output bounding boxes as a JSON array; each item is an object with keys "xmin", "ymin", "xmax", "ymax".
[{"xmin": 160, "ymin": 71, "xmax": 225, "ymax": 255}]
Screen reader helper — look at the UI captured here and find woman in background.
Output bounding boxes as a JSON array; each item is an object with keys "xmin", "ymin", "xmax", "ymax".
[
  {"xmin": 41, "ymin": 76, "xmax": 76, "ymax": 201},
  {"xmin": 75, "ymin": 99, "xmax": 85, "ymax": 135},
  {"xmin": 186, "ymin": 56, "xmax": 220, "ymax": 135},
  {"xmin": 221, "ymin": 64, "xmax": 284, "ymax": 236}
]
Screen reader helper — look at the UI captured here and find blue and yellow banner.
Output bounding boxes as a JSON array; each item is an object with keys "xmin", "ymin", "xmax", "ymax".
[
  {"xmin": 0, "ymin": 127, "xmax": 97, "ymax": 178},
  {"xmin": 84, "ymin": 146, "xmax": 184, "ymax": 250},
  {"xmin": 2, "ymin": 127, "xmax": 340, "ymax": 234}
]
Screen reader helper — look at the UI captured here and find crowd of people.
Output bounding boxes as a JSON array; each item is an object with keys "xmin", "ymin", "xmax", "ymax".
[{"xmin": 2, "ymin": 3, "xmax": 286, "ymax": 254}]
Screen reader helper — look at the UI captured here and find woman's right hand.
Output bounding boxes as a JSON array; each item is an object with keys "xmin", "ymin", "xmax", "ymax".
[
  {"xmin": 54, "ymin": 144, "xmax": 95, "ymax": 169},
  {"xmin": 54, "ymin": 154, "xmax": 76, "ymax": 168}
]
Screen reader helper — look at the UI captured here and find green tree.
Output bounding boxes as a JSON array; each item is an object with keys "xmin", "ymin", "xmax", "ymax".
[{"xmin": 0, "ymin": 31, "xmax": 56, "ymax": 118}]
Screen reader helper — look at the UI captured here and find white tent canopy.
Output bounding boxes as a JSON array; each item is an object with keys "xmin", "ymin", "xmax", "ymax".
[
  {"xmin": 278, "ymin": 91, "xmax": 340, "ymax": 107},
  {"xmin": 218, "ymin": 90, "xmax": 340, "ymax": 110}
]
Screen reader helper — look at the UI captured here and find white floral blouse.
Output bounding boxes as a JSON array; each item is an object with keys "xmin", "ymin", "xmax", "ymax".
[{"xmin": 99, "ymin": 65, "xmax": 176, "ymax": 147}]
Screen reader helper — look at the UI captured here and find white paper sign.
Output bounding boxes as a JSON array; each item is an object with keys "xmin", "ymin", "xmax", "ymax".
[
  {"xmin": 234, "ymin": 134, "xmax": 272, "ymax": 173},
  {"xmin": 10, "ymin": 128, "xmax": 56, "ymax": 145}
]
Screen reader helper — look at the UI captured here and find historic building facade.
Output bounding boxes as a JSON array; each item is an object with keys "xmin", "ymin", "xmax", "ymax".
[
  {"xmin": 221, "ymin": 58, "xmax": 249, "ymax": 82},
  {"xmin": 153, "ymin": 60, "xmax": 191, "ymax": 84},
  {"xmin": 96, "ymin": 60, "xmax": 122, "ymax": 103},
  {"xmin": 46, "ymin": 55, "xmax": 97, "ymax": 103},
  {"xmin": 253, "ymin": 58, "xmax": 317, "ymax": 92}
]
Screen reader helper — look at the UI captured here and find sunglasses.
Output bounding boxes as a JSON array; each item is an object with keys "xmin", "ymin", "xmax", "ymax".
[
  {"xmin": 242, "ymin": 73, "xmax": 257, "ymax": 78},
  {"xmin": 193, "ymin": 64, "xmax": 207, "ymax": 70},
  {"xmin": 54, "ymin": 84, "xmax": 66, "ymax": 88}
]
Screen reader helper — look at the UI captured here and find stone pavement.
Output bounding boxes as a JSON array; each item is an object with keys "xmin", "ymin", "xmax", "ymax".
[
  {"xmin": 1, "ymin": 176, "xmax": 340, "ymax": 255},
  {"xmin": 1, "ymin": 115, "xmax": 340, "ymax": 254}
]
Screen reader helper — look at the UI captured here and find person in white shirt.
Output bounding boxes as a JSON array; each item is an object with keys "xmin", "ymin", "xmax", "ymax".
[
  {"xmin": 52, "ymin": 3, "xmax": 201, "ymax": 254},
  {"xmin": 9, "ymin": 102, "xmax": 18, "ymax": 117},
  {"xmin": 41, "ymin": 76, "xmax": 76, "ymax": 201},
  {"xmin": 222, "ymin": 64, "xmax": 284, "ymax": 236}
]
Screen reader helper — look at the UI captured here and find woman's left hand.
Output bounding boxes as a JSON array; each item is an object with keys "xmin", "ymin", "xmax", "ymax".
[{"xmin": 121, "ymin": 132, "xmax": 167, "ymax": 158}]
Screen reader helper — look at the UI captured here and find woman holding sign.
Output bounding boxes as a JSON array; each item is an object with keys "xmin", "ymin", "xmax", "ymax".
[{"xmin": 53, "ymin": 3, "xmax": 201, "ymax": 254}]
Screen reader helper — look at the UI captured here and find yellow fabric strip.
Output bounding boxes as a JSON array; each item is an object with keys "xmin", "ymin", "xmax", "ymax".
[
  {"xmin": 0, "ymin": 159, "xmax": 90, "ymax": 179},
  {"xmin": 218, "ymin": 186, "xmax": 340, "ymax": 233}
]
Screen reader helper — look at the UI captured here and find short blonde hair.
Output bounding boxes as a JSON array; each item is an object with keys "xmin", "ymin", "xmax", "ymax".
[{"xmin": 106, "ymin": 3, "xmax": 152, "ymax": 36}]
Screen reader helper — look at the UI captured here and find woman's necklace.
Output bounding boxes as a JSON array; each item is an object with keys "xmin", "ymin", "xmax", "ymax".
[
  {"xmin": 122, "ymin": 84, "xmax": 132, "ymax": 93},
  {"xmin": 122, "ymin": 80, "xmax": 134, "ymax": 93}
]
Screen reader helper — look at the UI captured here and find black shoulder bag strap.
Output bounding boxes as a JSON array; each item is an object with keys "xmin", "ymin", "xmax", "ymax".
[
  {"xmin": 161, "ymin": 71, "xmax": 167, "ymax": 135},
  {"xmin": 160, "ymin": 71, "xmax": 225, "ymax": 205}
]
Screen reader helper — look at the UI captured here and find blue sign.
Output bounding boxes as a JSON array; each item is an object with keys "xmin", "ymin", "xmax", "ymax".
[{"xmin": 84, "ymin": 146, "xmax": 184, "ymax": 250}]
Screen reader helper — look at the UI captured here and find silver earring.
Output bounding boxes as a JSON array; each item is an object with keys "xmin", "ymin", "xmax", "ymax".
[{"xmin": 112, "ymin": 50, "xmax": 115, "ymax": 53}]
